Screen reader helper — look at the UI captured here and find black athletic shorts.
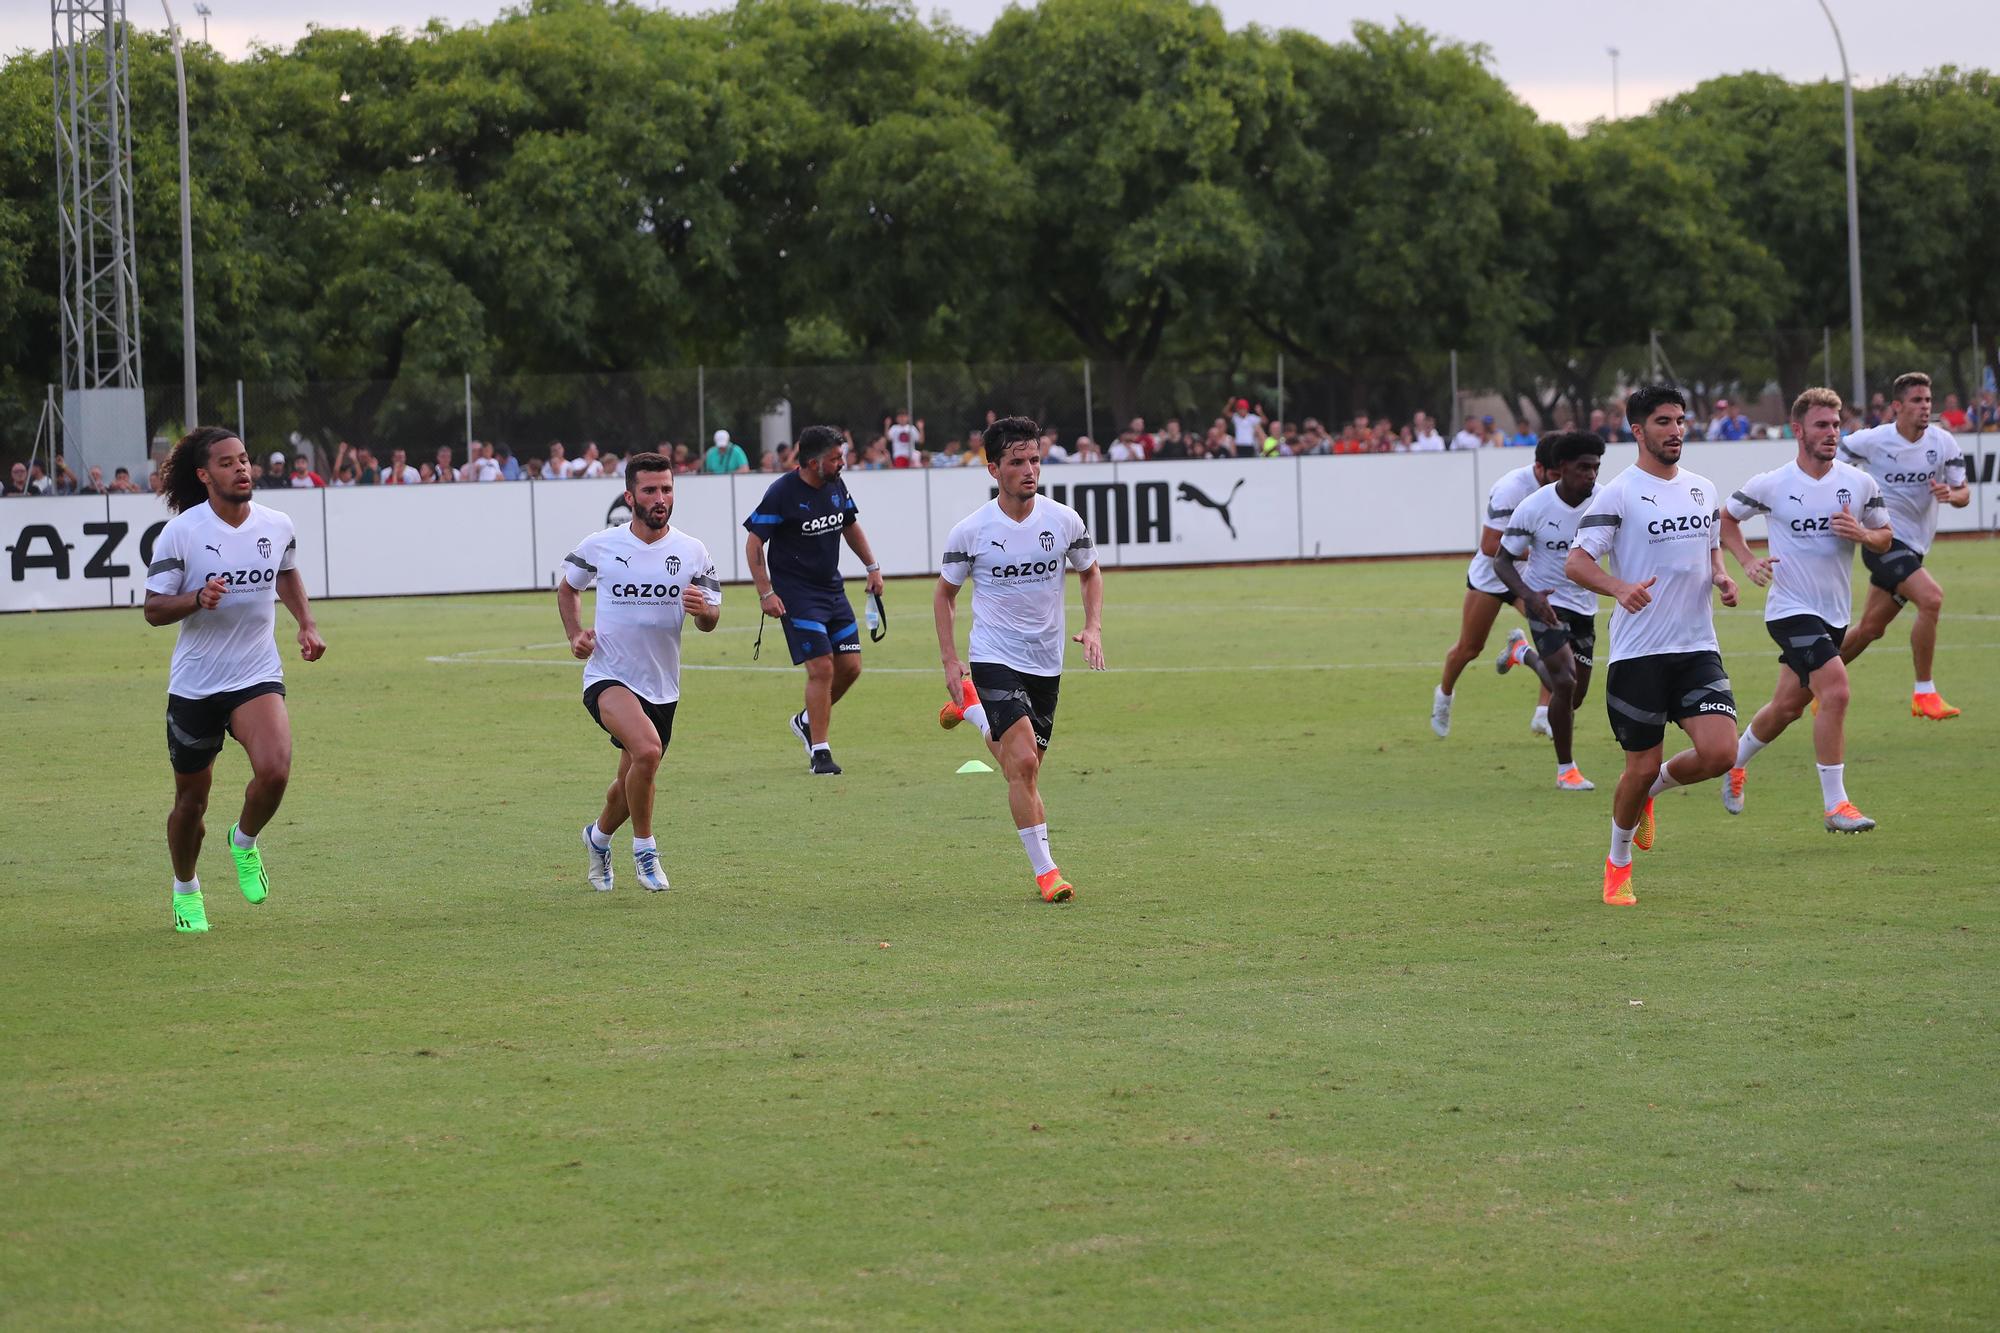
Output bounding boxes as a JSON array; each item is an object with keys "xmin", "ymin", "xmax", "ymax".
[
  {"xmin": 1862, "ymin": 538, "xmax": 1924, "ymax": 601},
  {"xmin": 583, "ymin": 680, "xmax": 677, "ymax": 751},
  {"xmin": 1465, "ymin": 576, "xmax": 1512, "ymax": 603},
  {"xmin": 1529, "ymin": 608, "xmax": 1596, "ymax": 669},
  {"xmin": 1604, "ymin": 650, "xmax": 1735, "ymax": 753},
  {"xmin": 970, "ymin": 661, "xmax": 1061, "ymax": 751},
  {"xmin": 166, "ymin": 680, "xmax": 286, "ymax": 774},
  {"xmin": 1767, "ymin": 614, "xmax": 1846, "ymax": 689}
]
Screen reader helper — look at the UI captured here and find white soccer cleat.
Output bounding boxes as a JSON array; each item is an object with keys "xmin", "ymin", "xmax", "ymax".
[
  {"xmin": 634, "ymin": 845, "xmax": 670, "ymax": 892},
  {"xmin": 1721, "ymin": 767, "xmax": 1746, "ymax": 816},
  {"xmin": 1430, "ymin": 688, "xmax": 1452, "ymax": 738},
  {"xmin": 1495, "ymin": 627, "xmax": 1528, "ymax": 675},
  {"xmin": 1555, "ymin": 769, "xmax": 1595, "ymax": 792},
  {"xmin": 1529, "ymin": 711, "xmax": 1554, "ymax": 738},
  {"xmin": 582, "ymin": 824, "xmax": 614, "ymax": 892}
]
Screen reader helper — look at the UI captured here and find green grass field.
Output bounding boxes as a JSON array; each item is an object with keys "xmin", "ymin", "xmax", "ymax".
[{"xmin": 4, "ymin": 546, "xmax": 1997, "ymax": 1329}]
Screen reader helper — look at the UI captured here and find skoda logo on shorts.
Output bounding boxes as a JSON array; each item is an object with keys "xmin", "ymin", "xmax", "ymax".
[
  {"xmin": 1689, "ymin": 486, "xmax": 1705, "ymax": 506},
  {"xmin": 665, "ymin": 555, "xmax": 681, "ymax": 575},
  {"xmin": 1835, "ymin": 487, "xmax": 1852, "ymax": 507},
  {"xmin": 256, "ymin": 537, "xmax": 271, "ymax": 559},
  {"xmin": 1039, "ymin": 530, "xmax": 1054, "ymax": 552}
]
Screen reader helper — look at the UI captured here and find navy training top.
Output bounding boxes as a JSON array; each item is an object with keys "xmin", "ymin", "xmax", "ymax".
[{"xmin": 743, "ymin": 469, "xmax": 859, "ymax": 592}]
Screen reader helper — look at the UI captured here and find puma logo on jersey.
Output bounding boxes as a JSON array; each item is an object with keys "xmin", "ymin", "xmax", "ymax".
[
  {"xmin": 613, "ymin": 555, "xmax": 631, "ymax": 567},
  {"xmin": 1639, "ymin": 495, "xmax": 1657, "ymax": 506},
  {"xmin": 1787, "ymin": 494, "xmax": 1803, "ymax": 504},
  {"xmin": 991, "ymin": 540, "xmax": 1006, "ymax": 549},
  {"xmin": 204, "ymin": 542, "xmax": 223, "ymax": 556}
]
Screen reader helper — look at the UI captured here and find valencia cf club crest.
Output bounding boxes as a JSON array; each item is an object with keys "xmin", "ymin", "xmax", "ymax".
[
  {"xmin": 665, "ymin": 555, "xmax": 681, "ymax": 575},
  {"xmin": 1836, "ymin": 487, "xmax": 1852, "ymax": 507},
  {"xmin": 256, "ymin": 536, "xmax": 272, "ymax": 559},
  {"xmin": 1689, "ymin": 486, "xmax": 1705, "ymax": 507},
  {"xmin": 1925, "ymin": 449, "xmax": 1937, "ymax": 465},
  {"xmin": 1039, "ymin": 530, "xmax": 1055, "ymax": 552}
]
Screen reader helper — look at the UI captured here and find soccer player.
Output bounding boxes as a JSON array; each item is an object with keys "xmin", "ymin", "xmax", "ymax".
[
  {"xmin": 1719, "ymin": 388, "xmax": 1891, "ymax": 833},
  {"xmin": 1565, "ymin": 385, "xmax": 1740, "ymax": 906},
  {"xmin": 559, "ymin": 453, "xmax": 722, "ymax": 892},
  {"xmin": 1836, "ymin": 371, "xmax": 1971, "ymax": 718},
  {"xmin": 743, "ymin": 425, "xmax": 886, "ymax": 775},
  {"xmin": 1430, "ymin": 437, "xmax": 1558, "ymax": 738},
  {"xmin": 933, "ymin": 416, "xmax": 1105, "ymax": 903},
  {"xmin": 1492, "ymin": 431, "xmax": 1606, "ymax": 792},
  {"xmin": 143, "ymin": 427, "xmax": 327, "ymax": 934}
]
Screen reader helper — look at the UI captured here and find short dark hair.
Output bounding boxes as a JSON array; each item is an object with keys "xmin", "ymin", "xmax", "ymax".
[
  {"xmin": 624, "ymin": 451, "xmax": 672, "ymax": 486},
  {"xmin": 1533, "ymin": 434, "xmax": 1560, "ymax": 471},
  {"xmin": 796, "ymin": 425, "xmax": 844, "ymax": 464},
  {"xmin": 983, "ymin": 415, "xmax": 1042, "ymax": 463},
  {"xmin": 1625, "ymin": 384, "xmax": 1687, "ymax": 424},
  {"xmin": 1892, "ymin": 371, "xmax": 1932, "ymax": 401},
  {"xmin": 1546, "ymin": 430, "xmax": 1606, "ymax": 466},
  {"xmin": 114, "ymin": 466, "xmax": 130, "ymax": 478}
]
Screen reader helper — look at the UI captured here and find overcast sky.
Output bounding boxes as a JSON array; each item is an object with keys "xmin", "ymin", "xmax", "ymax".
[{"xmin": 9, "ymin": 0, "xmax": 1996, "ymax": 129}]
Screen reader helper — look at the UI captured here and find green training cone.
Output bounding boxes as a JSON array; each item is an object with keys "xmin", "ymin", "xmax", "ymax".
[{"xmin": 956, "ymin": 759, "xmax": 994, "ymax": 774}]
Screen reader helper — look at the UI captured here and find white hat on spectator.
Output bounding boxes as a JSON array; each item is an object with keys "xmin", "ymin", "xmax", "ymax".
[
  {"xmin": 269, "ymin": 451, "xmax": 284, "ymax": 467},
  {"xmin": 713, "ymin": 429, "xmax": 730, "ymax": 447}
]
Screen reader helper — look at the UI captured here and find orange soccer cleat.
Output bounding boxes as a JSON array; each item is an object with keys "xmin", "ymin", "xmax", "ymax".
[
  {"xmin": 1602, "ymin": 859, "xmax": 1636, "ymax": 906},
  {"xmin": 1824, "ymin": 801, "xmax": 1877, "ymax": 834},
  {"xmin": 1036, "ymin": 867, "xmax": 1074, "ymax": 903},
  {"xmin": 939, "ymin": 677, "xmax": 980, "ymax": 730},
  {"xmin": 1721, "ymin": 766, "xmax": 1746, "ymax": 815},
  {"xmin": 1632, "ymin": 797, "xmax": 1656, "ymax": 852},
  {"xmin": 1556, "ymin": 768, "xmax": 1595, "ymax": 792},
  {"xmin": 1911, "ymin": 691, "xmax": 1960, "ymax": 721}
]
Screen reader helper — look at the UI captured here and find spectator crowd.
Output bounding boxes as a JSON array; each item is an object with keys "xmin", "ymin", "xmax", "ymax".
[{"xmin": 6, "ymin": 390, "xmax": 1994, "ymax": 495}]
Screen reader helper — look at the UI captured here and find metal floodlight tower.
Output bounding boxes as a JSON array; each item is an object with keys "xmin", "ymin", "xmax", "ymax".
[{"xmin": 51, "ymin": 0, "xmax": 150, "ymax": 474}]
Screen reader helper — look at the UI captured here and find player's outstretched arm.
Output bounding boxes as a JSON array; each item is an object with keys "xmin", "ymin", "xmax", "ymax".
[
  {"xmin": 1073, "ymin": 564, "xmax": 1106, "ymax": 670},
  {"xmin": 276, "ymin": 568, "xmax": 326, "ymax": 660},
  {"xmin": 1564, "ymin": 547, "xmax": 1652, "ymax": 612},
  {"xmin": 1492, "ymin": 544, "xmax": 1553, "ymax": 625},
  {"xmin": 933, "ymin": 576, "xmax": 967, "ymax": 697}
]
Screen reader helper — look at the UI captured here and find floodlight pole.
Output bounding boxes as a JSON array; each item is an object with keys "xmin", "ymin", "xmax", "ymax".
[
  {"xmin": 1817, "ymin": 0, "xmax": 1865, "ymax": 407},
  {"xmin": 1608, "ymin": 47, "xmax": 1620, "ymax": 119},
  {"xmin": 163, "ymin": 0, "xmax": 197, "ymax": 429}
]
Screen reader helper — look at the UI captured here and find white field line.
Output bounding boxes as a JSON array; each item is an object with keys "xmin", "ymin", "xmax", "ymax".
[{"xmin": 429, "ymin": 640, "xmax": 2000, "ymax": 675}]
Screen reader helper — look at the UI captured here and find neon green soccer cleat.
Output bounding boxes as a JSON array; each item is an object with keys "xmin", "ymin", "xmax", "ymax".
[
  {"xmin": 173, "ymin": 891, "xmax": 210, "ymax": 933},
  {"xmin": 229, "ymin": 825, "xmax": 269, "ymax": 905}
]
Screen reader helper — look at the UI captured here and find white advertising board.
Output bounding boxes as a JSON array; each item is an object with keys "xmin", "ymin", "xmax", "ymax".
[{"xmin": 6, "ymin": 440, "xmax": 1994, "ymax": 614}]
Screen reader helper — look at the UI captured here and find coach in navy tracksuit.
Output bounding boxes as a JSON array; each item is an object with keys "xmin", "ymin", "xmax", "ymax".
[{"xmin": 743, "ymin": 425, "xmax": 886, "ymax": 776}]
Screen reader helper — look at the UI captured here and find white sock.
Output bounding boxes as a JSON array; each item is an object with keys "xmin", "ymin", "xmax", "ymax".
[
  {"xmin": 1436, "ymin": 685, "xmax": 1452, "ymax": 704},
  {"xmin": 963, "ymin": 703, "xmax": 990, "ymax": 734},
  {"xmin": 1019, "ymin": 823, "xmax": 1056, "ymax": 876},
  {"xmin": 1534, "ymin": 704, "xmax": 1550, "ymax": 723},
  {"xmin": 1609, "ymin": 821, "xmax": 1635, "ymax": 868},
  {"xmin": 1735, "ymin": 730, "xmax": 1769, "ymax": 769},
  {"xmin": 174, "ymin": 876, "xmax": 200, "ymax": 895},
  {"xmin": 231, "ymin": 825, "xmax": 256, "ymax": 849},
  {"xmin": 1915, "ymin": 679, "xmax": 1936, "ymax": 695},
  {"xmin": 632, "ymin": 834, "xmax": 656, "ymax": 854},
  {"xmin": 1648, "ymin": 766, "xmax": 1683, "ymax": 798},
  {"xmin": 588, "ymin": 823, "xmax": 612, "ymax": 850},
  {"xmin": 1558, "ymin": 761, "xmax": 1578, "ymax": 777},
  {"xmin": 812, "ymin": 742, "xmax": 830, "ymax": 756},
  {"xmin": 1817, "ymin": 763, "xmax": 1849, "ymax": 809}
]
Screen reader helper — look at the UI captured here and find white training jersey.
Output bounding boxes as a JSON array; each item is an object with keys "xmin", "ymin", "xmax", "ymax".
[
  {"xmin": 1231, "ymin": 412, "xmax": 1261, "ymax": 446},
  {"xmin": 887, "ymin": 424, "xmax": 919, "ymax": 461},
  {"xmin": 144, "ymin": 500, "xmax": 299, "ymax": 698},
  {"xmin": 1838, "ymin": 423, "xmax": 1965, "ymax": 554},
  {"xmin": 1466, "ymin": 464, "xmax": 1541, "ymax": 594},
  {"xmin": 563, "ymin": 524, "xmax": 721, "ymax": 705},
  {"xmin": 1725, "ymin": 459, "xmax": 1889, "ymax": 627},
  {"xmin": 939, "ymin": 496, "xmax": 1096, "ymax": 676},
  {"xmin": 1574, "ymin": 465, "xmax": 1722, "ymax": 666},
  {"xmin": 1499, "ymin": 482, "xmax": 1599, "ymax": 616}
]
